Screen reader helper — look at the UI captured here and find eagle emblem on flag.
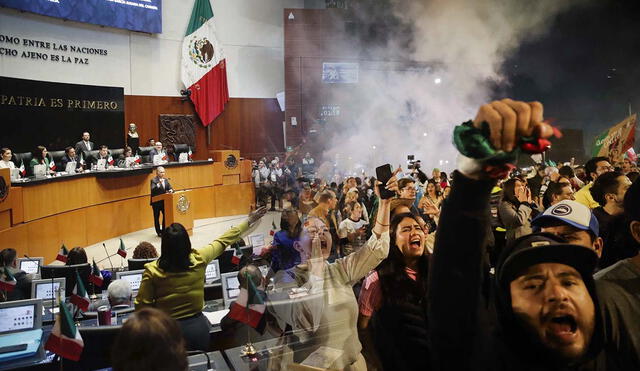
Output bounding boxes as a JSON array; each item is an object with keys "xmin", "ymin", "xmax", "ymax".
[{"xmin": 189, "ymin": 37, "xmax": 215, "ymax": 68}]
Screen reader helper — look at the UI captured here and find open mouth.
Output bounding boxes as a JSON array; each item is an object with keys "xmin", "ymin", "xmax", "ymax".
[
  {"xmin": 320, "ymin": 240, "xmax": 328, "ymax": 250},
  {"xmin": 547, "ymin": 315, "xmax": 578, "ymax": 344},
  {"xmin": 409, "ymin": 237, "xmax": 421, "ymax": 249}
]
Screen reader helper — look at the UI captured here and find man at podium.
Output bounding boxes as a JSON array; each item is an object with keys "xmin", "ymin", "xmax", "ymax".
[{"xmin": 150, "ymin": 166, "xmax": 173, "ymax": 237}]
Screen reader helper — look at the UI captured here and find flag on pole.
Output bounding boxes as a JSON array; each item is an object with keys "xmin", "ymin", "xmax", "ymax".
[
  {"xmin": 592, "ymin": 114, "xmax": 636, "ymax": 161},
  {"xmin": 44, "ymin": 298, "xmax": 84, "ymax": 361},
  {"xmin": 70, "ymin": 271, "xmax": 90, "ymax": 311},
  {"xmin": 270, "ymin": 220, "xmax": 277, "ymax": 236},
  {"xmin": 89, "ymin": 260, "xmax": 104, "ymax": 287},
  {"xmin": 117, "ymin": 239, "xmax": 127, "ymax": 258},
  {"xmin": 231, "ymin": 247, "xmax": 241, "ymax": 266},
  {"xmin": 19, "ymin": 160, "xmax": 26, "ymax": 176},
  {"xmin": 227, "ymin": 271, "xmax": 266, "ymax": 329},
  {"xmin": 134, "ymin": 154, "xmax": 142, "ymax": 164},
  {"xmin": 0, "ymin": 267, "xmax": 16, "ymax": 292},
  {"xmin": 79, "ymin": 152, "xmax": 85, "ymax": 166},
  {"xmin": 48, "ymin": 157, "xmax": 56, "ymax": 171},
  {"xmin": 181, "ymin": 0, "xmax": 229, "ymax": 126},
  {"xmin": 108, "ymin": 155, "xmax": 115, "ymax": 166},
  {"xmin": 188, "ymin": 147, "xmax": 193, "ymax": 161},
  {"xmin": 56, "ymin": 244, "xmax": 69, "ymax": 263}
]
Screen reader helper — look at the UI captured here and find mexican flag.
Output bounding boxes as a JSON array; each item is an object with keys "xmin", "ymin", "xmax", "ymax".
[
  {"xmin": 181, "ymin": 0, "xmax": 229, "ymax": 127},
  {"xmin": 592, "ymin": 114, "xmax": 636, "ymax": 161},
  {"xmin": 117, "ymin": 239, "xmax": 127, "ymax": 258},
  {"xmin": 44, "ymin": 298, "xmax": 84, "ymax": 361},
  {"xmin": 70, "ymin": 271, "xmax": 90, "ymax": 311},
  {"xmin": 227, "ymin": 271, "xmax": 266, "ymax": 329},
  {"xmin": 0, "ymin": 267, "xmax": 16, "ymax": 292},
  {"xmin": 89, "ymin": 260, "xmax": 104, "ymax": 287},
  {"xmin": 56, "ymin": 244, "xmax": 69, "ymax": 263}
]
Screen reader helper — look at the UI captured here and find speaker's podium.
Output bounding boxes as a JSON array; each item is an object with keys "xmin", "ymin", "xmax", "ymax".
[{"xmin": 151, "ymin": 190, "xmax": 194, "ymax": 235}]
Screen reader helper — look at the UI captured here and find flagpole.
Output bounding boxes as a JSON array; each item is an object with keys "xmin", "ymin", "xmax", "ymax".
[{"xmin": 102, "ymin": 243, "xmax": 115, "ymax": 271}]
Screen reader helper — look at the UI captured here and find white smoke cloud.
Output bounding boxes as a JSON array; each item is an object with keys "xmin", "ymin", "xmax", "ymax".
[{"xmin": 314, "ymin": 0, "xmax": 589, "ymax": 179}]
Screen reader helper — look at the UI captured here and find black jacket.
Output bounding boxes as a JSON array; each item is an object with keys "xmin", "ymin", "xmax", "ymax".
[
  {"xmin": 428, "ymin": 171, "xmax": 623, "ymax": 371},
  {"xmin": 150, "ymin": 177, "xmax": 173, "ymax": 205}
]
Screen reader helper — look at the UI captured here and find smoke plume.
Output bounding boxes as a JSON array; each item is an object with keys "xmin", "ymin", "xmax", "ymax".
[{"xmin": 315, "ymin": 0, "xmax": 588, "ymax": 179}]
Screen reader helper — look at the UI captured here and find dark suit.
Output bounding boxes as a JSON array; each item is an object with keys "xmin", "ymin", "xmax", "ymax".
[
  {"xmin": 148, "ymin": 148, "xmax": 166, "ymax": 163},
  {"xmin": 150, "ymin": 177, "xmax": 173, "ymax": 235},
  {"xmin": 90, "ymin": 154, "xmax": 110, "ymax": 168},
  {"xmin": 60, "ymin": 155, "xmax": 83, "ymax": 171},
  {"xmin": 75, "ymin": 140, "xmax": 94, "ymax": 154}
]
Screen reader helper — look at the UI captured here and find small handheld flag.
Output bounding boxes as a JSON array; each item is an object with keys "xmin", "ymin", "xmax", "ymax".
[
  {"xmin": 70, "ymin": 271, "xmax": 90, "ymax": 311},
  {"xmin": 108, "ymin": 155, "xmax": 115, "ymax": 166},
  {"xmin": 89, "ymin": 260, "xmax": 104, "ymax": 287},
  {"xmin": 227, "ymin": 271, "xmax": 266, "ymax": 329},
  {"xmin": 45, "ymin": 298, "xmax": 84, "ymax": 361},
  {"xmin": 56, "ymin": 244, "xmax": 69, "ymax": 263},
  {"xmin": 117, "ymin": 239, "xmax": 127, "ymax": 258},
  {"xmin": 19, "ymin": 160, "xmax": 26, "ymax": 176},
  {"xmin": 0, "ymin": 267, "xmax": 17, "ymax": 292}
]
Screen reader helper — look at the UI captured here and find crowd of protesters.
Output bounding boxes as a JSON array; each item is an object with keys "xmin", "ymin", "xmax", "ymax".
[{"xmin": 4, "ymin": 99, "xmax": 640, "ymax": 370}]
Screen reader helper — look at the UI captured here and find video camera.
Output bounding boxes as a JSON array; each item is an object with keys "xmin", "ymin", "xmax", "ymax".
[{"xmin": 407, "ymin": 155, "xmax": 421, "ymax": 170}]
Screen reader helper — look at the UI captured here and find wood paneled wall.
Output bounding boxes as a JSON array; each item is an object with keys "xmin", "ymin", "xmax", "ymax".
[{"xmin": 124, "ymin": 96, "xmax": 285, "ymax": 160}]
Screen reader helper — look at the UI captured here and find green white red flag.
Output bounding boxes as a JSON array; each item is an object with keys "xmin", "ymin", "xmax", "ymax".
[
  {"xmin": 0, "ymin": 267, "xmax": 16, "ymax": 292},
  {"xmin": 70, "ymin": 271, "xmax": 90, "ymax": 311},
  {"xmin": 44, "ymin": 298, "xmax": 84, "ymax": 361},
  {"xmin": 181, "ymin": 0, "xmax": 229, "ymax": 127},
  {"xmin": 592, "ymin": 114, "xmax": 636, "ymax": 161}
]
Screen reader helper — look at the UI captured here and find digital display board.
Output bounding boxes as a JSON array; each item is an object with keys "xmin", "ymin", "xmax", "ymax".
[{"xmin": 0, "ymin": 0, "xmax": 162, "ymax": 34}]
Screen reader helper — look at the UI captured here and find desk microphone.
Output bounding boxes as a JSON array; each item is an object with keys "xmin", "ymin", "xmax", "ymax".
[{"xmin": 102, "ymin": 243, "xmax": 115, "ymax": 271}]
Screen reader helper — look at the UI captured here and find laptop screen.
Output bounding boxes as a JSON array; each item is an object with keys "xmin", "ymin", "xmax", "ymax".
[
  {"xmin": 35, "ymin": 282, "xmax": 61, "ymax": 300},
  {"xmin": 0, "ymin": 304, "xmax": 36, "ymax": 334},
  {"xmin": 18, "ymin": 258, "xmax": 43, "ymax": 275},
  {"xmin": 224, "ymin": 276, "xmax": 240, "ymax": 300},
  {"xmin": 204, "ymin": 261, "xmax": 220, "ymax": 283},
  {"xmin": 116, "ymin": 270, "xmax": 143, "ymax": 292}
]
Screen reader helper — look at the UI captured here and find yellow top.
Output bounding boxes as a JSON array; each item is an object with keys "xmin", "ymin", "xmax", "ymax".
[
  {"xmin": 573, "ymin": 183, "xmax": 600, "ymax": 209},
  {"xmin": 135, "ymin": 220, "xmax": 249, "ymax": 319}
]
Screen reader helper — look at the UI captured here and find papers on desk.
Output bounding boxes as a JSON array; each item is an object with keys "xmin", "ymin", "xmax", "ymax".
[{"xmin": 202, "ymin": 309, "xmax": 229, "ymax": 326}]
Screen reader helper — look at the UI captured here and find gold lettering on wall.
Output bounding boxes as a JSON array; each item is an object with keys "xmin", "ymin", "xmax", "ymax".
[{"xmin": 0, "ymin": 94, "xmax": 118, "ymax": 110}]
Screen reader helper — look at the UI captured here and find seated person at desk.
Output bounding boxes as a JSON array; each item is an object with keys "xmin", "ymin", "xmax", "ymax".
[
  {"xmin": 0, "ymin": 248, "xmax": 32, "ymax": 301},
  {"xmin": 165, "ymin": 144, "xmax": 178, "ymax": 163},
  {"xmin": 220, "ymin": 265, "xmax": 282, "ymax": 349},
  {"xmin": 60, "ymin": 146, "xmax": 84, "ymax": 172},
  {"xmin": 134, "ymin": 207, "xmax": 267, "ymax": 351},
  {"xmin": 29, "ymin": 145, "xmax": 55, "ymax": 175},
  {"xmin": 112, "ymin": 307, "xmax": 189, "ymax": 371},
  {"xmin": 148, "ymin": 141, "xmax": 167, "ymax": 164},
  {"xmin": 66, "ymin": 247, "xmax": 88, "ymax": 266},
  {"xmin": 117, "ymin": 146, "xmax": 138, "ymax": 168},
  {"xmin": 90, "ymin": 145, "xmax": 114, "ymax": 169},
  {"xmin": 133, "ymin": 241, "xmax": 158, "ymax": 259},
  {"xmin": 88, "ymin": 280, "xmax": 133, "ymax": 311},
  {"xmin": 0, "ymin": 148, "xmax": 16, "ymax": 170}
]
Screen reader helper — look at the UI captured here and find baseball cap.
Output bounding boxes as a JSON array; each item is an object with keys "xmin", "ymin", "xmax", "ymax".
[
  {"xmin": 531, "ymin": 200, "xmax": 599, "ymax": 237},
  {"xmin": 497, "ymin": 232, "xmax": 598, "ymax": 286}
]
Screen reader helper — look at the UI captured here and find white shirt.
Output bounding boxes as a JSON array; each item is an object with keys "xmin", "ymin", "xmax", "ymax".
[{"xmin": 0, "ymin": 160, "xmax": 15, "ymax": 169}]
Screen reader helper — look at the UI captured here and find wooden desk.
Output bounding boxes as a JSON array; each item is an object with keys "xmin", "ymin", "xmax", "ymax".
[{"xmin": 0, "ymin": 160, "xmax": 255, "ymax": 262}]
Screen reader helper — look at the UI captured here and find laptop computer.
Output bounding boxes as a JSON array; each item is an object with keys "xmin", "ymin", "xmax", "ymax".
[
  {"xmin": 204, "ymin": 260, "xmax": 220, "ymax": 285},
  {"xmin": 0, "ymin": 299, "xmax": 44, "ymax": 362},
  {"xmin": 17, "ymin": 257, "xmax": 44, "ymax": 277},
  {"xmin": 30, "ymin": 278, "xmax": 66, "ymax": 308},
  {"xmin": 115, "ymin": 270, "xmax": 144, "ymax": 297},
  {"xmin": 220, "ymin": 271, "xmax": 240, "ymax": 309}
]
